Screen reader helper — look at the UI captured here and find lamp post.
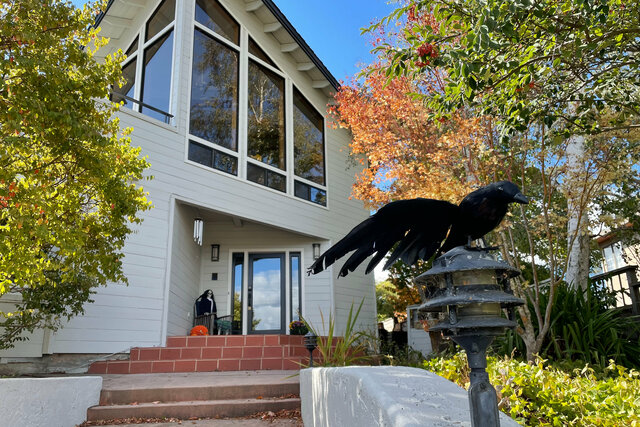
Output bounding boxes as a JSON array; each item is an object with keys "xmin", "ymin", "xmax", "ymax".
[
  {"xmin": 303, "ymin": 331, "xmax": 318, "ymax": 367},
  {"xmin": 415, "ymin": 246, "xmax": 524, "ymax": 427}
]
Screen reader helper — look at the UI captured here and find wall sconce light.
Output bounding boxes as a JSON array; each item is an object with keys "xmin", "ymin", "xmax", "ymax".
[
  {"xmin": 193, "ymin": 218, "xmax": 203, "ymax": 246},
  {"xmin": 211, "ymin": 244, "xmax": 220, "ymax": 262},
  {"xmin": 313, "ymin": 243, "xmax": 321, "ymax": 260}
]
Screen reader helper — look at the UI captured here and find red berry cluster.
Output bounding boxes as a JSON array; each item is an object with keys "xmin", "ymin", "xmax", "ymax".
[
  {"xmin": 417, "ymin": 43, "xmax": 437, "ymax": 58},
  {"xmin": 415, "ymin": 43, "xmax": 438, "ymax": 68}
]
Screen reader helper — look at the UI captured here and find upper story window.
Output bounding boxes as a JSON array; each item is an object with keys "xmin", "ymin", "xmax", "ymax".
[
  {"xmin": 180, "ymin": 0, "xmax": 328, "ymax": 206},
  {"xmin": 603, "ymin": 242, "xmax": 626, "ymax": 272},
  {"xmin": 293, "ymin": 88, "xmax": 326, "ymax": 205},
  {"xmin": 112, "ymin": 0, "xmax": 176, "ymax": 124},
  {"xmin": 246, "ymin": 58, "xmax": 287, "ymax": 192}
]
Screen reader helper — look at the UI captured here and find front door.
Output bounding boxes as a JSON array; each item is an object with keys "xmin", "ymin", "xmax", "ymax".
[{"xmin": 247, "ymin": 253, "xmax": 285, "ymax": 334}]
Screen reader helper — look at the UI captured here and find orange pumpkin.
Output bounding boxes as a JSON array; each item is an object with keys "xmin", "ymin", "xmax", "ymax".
[{"xmin": 190, "ymin": 325, "xmax": 208, "ymax": 336}]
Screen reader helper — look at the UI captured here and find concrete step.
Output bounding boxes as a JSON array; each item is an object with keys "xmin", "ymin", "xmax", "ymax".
[
  {"xmin": 88, "ymin": 370, "xmax": 301, "ymax": 422},
  {"xmin": 100, "ymin": 382, "xmax": 300, "ymax": 405},
  {"xmin": 87, "ymin": 397, "xmax": 301, "ymax": 421}
]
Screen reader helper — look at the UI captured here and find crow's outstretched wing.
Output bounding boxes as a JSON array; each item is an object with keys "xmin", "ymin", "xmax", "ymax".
[{"xmin": 308, "ymin": 198, "xmax": 460, "ymax": 277}]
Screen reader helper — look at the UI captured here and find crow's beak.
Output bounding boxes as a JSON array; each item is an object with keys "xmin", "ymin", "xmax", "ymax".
[{"xmin": 514, "ymin": 193, "xmax": 529, "ymax": 204}]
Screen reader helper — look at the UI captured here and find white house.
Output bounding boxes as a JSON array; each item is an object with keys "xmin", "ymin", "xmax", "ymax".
[{"xmin": 0, "ymin": 0, "xmax": 375, "ymax": 369}]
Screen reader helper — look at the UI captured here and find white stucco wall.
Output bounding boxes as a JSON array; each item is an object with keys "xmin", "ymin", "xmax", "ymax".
[
  {"xmin": 300, "ymin": 366, "xmax": 520, "ymax": 427},
  {"xmin": 0, "ymin": 376, "xmax": 102, "ymax": 427}
]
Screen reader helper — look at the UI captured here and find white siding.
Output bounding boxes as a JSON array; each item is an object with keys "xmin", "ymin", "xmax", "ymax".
[
  {"xmin": 0, "ymin": 295, "xmax": 45, "ymax": 358},
  {"xmin": 166, "ymin": 203, "xmax": 201, "ymax": 336}
]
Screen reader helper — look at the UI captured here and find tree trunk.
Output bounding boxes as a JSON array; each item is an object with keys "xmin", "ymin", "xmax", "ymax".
[{"xmin": 565, "ymin": 134, "xmax": 590, "ymax": 289}]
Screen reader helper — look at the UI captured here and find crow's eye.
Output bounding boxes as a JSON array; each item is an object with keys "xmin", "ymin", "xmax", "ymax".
[{"xmin": 498, "ymin": 186, "xmax": 504, "ymax": 191}]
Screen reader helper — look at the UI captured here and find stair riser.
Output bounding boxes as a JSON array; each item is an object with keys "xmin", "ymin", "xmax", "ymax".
[
  {"xmin": 100, "ymin": 383, "xmax": 300, "ymax": 405},
  {"xmin": 90, "ymin": 357, "xmax": 307, "ymax": 374},
  {"xmin": 87, "ymin": 398, "xmax": 301, "ymax": 421}
]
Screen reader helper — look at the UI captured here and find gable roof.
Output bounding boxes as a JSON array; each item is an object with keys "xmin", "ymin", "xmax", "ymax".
[{"xmin": 94, "ymin": 0, "xmax": 339, "ymax": 91}]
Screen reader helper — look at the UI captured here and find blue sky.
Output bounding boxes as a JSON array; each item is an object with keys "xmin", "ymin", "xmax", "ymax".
[
  {"xmin": 72, "ymin": 0, "xmax": 397, "ymax": 81},
  {"xmin": 271, "ymin": 0, "xmax": 396, "ymax": 80}
]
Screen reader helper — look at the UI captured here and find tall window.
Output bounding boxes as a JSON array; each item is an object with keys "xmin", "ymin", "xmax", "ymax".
[
  {"xmin": 184, "ymin": 0, "xmax": 328, "ymax": 205},
  {"xmin": 603, "ymin": 242, "xmax": 626, "ymax": 272},
  {"xmin": 246, "ymin": 60, "xmax": 286, "ymax": 192},
  {"xmin": 293, "ymin": 88, "xmax": 326, "ymax": 206},
  {"xmin": 188, "ymin": 0, "xmax": 240, "ymax": 176},
  {"xmin": 232, "ymin": 253, "xmax": 244, "ymax": 328},
  {"xmin": 113, "ymin": 0, "xmax": 175, "ymax": 123}
]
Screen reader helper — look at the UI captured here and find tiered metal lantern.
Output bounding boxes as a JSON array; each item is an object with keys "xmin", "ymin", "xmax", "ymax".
[
  {"xmin": 415, "ymin": 246, "xmax": 524, "ymax": 427},
  {"xmin": 304, "ymin": 331, "xmax": 318, "ymax": 367}
]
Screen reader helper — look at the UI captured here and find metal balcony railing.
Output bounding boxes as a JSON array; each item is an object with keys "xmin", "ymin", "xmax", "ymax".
[{"xmin": 111, "ymin": 93, "xmax": 174, "ymax": 124}]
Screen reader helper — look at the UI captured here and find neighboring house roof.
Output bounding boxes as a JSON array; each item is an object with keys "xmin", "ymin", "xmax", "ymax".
[
  {"xmin": 596, "ymin": 223, "xmax": 634, "ymax": 247},
  {"xmin": 94, "ymin": 0, "xmax": 339, "ymax": 92}
]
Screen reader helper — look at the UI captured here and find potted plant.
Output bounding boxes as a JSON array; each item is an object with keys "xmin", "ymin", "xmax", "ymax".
[{"xmin": 289, "ymin": 320, "xmax": 308, "ymax": 335}]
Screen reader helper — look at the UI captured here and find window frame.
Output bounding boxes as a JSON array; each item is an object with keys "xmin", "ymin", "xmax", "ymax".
[
  {"xmin": 246, "ymin": 57, "xmax": 287, "ymax": 172},
  {"xmin": 182, "ymin": 0, "xmax": 329, "ymax": 208},
  {"xmin": 189, "ymin": 25, "xmax": 241, "ymax": 152},
  {"xmin": 116, "ymin": 0, "xmax": 177, "ymax": 124},
  {"xmin": 289, "ymin": 252, "xmax": 302, "ymax": 321}
]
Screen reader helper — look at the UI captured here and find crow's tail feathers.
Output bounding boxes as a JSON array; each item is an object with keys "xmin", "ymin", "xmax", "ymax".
[
  {"xmin": 307, "ymin": 198, "xmax": 459, "ymax": 278},
  {"xmin": 306, "ymin": 216, "xmax": 377, "ymax": 276}
]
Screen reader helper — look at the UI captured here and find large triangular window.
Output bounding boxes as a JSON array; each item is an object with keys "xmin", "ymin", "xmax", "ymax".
[{"xmin": 112, "ymin": 0, "xmax": 175, "ymax": 124}]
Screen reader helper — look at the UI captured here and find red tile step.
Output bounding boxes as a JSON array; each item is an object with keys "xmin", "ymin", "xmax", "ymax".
[{"xmin": 88, "ymin": 335, "xmax": 319, "ymax": 374}]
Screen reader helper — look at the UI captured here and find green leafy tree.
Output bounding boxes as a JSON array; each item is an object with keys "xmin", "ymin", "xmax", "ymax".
[
  {"xmin": 375, "ymin": 281, "xmax": 397, "ymax": 321},
  {"xmin": 0, "ymin": 0, "xmax": 151, "ymax": 349}
]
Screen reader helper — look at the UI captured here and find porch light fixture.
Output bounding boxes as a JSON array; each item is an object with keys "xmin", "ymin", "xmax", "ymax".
[
  {"xmin": 312, "ymin": 243, "xmax": 321, "ymax": 260},
  {"xmin": 303, "ymin": 331, "xmax": 318, "ymax": 367},
  {"xmin": 211, "ymin": 244, "xmax": 220, "ymax": 262},
  {"xmin": 415, "ymin": 246, "xmax": 524, "ymax": 427},
  {"xmin": 193, "ymin": 218, "xmax": 203, "ymax": 246}
]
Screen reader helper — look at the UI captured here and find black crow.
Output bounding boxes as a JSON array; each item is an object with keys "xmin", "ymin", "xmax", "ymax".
[{"xmin": 308, "ymin": 181, "xmax": 528, "ymax": 277}]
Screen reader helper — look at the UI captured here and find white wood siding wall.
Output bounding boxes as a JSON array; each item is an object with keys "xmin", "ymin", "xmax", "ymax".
[
  {"xmin": 166, "ymin": 203, "xmax": 202, "ymax": 336},
  {"xmin": 13, "ymin": 0, "xmax": 375, "ymax": 355},
  {"xmin": 0, "ymin": 294, "xmax": 46, "ymax": 358}
]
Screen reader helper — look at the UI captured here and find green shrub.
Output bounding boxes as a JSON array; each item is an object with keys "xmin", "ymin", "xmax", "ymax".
[
  {"xmin": 494, "ymin": 283, "xmax": 640, "ymax": 369},
  {"xmin": 425, "ymin": 352, "xmax": 640, "ymax": 426},
  {"xmin": 545, "ymin": 284, "xmax": 640, "ymax": 369}
]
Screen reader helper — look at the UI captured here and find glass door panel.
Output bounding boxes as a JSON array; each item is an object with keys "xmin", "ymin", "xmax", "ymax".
[
  {"xmin": 248, "ymin": 253, "xmax": 285, "ymax": 334},
  {"xmin": 231, "ymin": 253, "xmax": 243, "ymax": 333}
]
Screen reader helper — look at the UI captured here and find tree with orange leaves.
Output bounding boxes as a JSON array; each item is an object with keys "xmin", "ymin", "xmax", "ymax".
[
  {"xmin": 330, "ymin": 69, "xmax": 499, "ymax": 209},
  {"xmin": 329, "ymin": 14, "xmax": 503, "ymax": 330},
  {"xmin": 329, "ymin": 8, "xmax": 501, "ymax": 209}
]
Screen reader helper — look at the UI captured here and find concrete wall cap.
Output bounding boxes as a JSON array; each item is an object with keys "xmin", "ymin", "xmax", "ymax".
[{"xmin": 301, "ymin": 366, "xmax": 520, "ymax": 427}]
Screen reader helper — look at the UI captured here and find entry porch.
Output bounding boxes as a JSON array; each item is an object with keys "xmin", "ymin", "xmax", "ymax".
[{"xmin": 167, "ymin": 201, "xmax": 330, "ymax": 340}]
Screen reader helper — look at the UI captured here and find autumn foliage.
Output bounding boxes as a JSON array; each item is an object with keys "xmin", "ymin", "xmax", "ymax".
[{"xmin": 329, "ymin": 10, "xmax": 499, "ymax": 209}]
